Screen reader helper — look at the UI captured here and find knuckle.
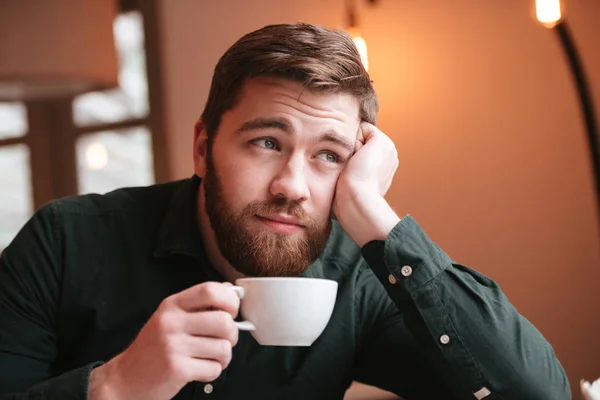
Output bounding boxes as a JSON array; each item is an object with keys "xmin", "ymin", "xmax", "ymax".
[
  {"xmin": 229, "ymin": 325, "xmax": 239, "ymax": 346},
  {"xmin": 216, "ymin": 310, "xmax": 233, "ymax": 330},
  {"xmin": 225, "ymin": 319, "xmax": 239, "ymax": 345},
  {"xmin": 157, "ymin": 311, "xmax": 180, "ymax": 333},
  {"xmin": 214, "ymin": 311, "xmax": 238, "ymax": 344},
  {"xmin": 200, "ymin": 282, "xmax": 220, "ymax": 303},
  {"xmin": 231, "ymin": 291, "xmax": 241, "ymax": 308},
  {"xmin": 217, "ymin": 339, "xmax": 233, "ymax": 362},
  {"xmin": 158, "ymin": 296, "xmax": 175, "ymax": 312}
]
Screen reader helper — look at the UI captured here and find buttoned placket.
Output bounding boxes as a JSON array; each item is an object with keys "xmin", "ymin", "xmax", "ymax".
[{"xmin": 387, "ymin": 260, "xmax": 493, "ymax": 399}]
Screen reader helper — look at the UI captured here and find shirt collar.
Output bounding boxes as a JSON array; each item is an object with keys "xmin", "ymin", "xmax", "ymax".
[{"xmin": 154, "ymin": 174, "xmax": 208, "ymax": 263}]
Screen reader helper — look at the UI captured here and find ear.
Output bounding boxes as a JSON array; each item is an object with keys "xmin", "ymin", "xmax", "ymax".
[{"xmin": 193, "ymin": 119, "xmax": 209, "ymax": 178}]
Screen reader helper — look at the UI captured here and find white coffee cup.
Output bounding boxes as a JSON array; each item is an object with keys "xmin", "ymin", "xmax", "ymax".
[{"xmin": 230, "ymin": 277, "xmax": 338, "ymax": 346}]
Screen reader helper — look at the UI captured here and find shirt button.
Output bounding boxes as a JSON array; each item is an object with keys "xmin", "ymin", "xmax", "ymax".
[
  {"xmin": 401, "ymin": 265, "xmax": 413, "ymax": 277},
  {"xmin": 388, "ymin": 274, "xmax": 397, "ymax": 284},
  {"xmin": 440, "ymin": 334, "xmax": 450, "ymax": 344},
  {"xmin": 474, "ymin": 387, "xmax": 492, "ymax": 399},
  {"xmin": 204, "ymin": 384, "xmax": 214, "ymax": 394}
]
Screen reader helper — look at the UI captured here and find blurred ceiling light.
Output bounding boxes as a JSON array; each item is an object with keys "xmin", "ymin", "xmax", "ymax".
[
  {"xmin": 345, "ymin": 0, "xmax": 369, "ymax": 71},
  {"xmin": 536, "ymin": 0, "xmax": 562, "ymax": 28},
  {"xmin": 85, "ymin": 142, "xmax": 109, "ymax": 171},
  {"xmin": 0, "ymin": 1, "xmax": 119, "ymax": 101},
  {"xmin": 347, "ymin": 27, "xmax": 369, "ymax": 71}
]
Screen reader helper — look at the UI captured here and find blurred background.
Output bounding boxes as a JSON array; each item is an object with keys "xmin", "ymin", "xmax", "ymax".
[{"xmin": 1, "ymin": 0, "xmax": 599, "ymax": 398}]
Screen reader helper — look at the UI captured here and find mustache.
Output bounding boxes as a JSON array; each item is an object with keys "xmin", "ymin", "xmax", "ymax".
[{"xmin": 243, "ymin": 199, "xmax": 318, "ymax": 229}]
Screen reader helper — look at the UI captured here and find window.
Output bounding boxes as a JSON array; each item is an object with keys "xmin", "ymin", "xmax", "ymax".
[
  {"xmin": 77, "ymin": 127, "xmax": 154, "ymax": 194},
  {"xmin": 0, "ymin": 103, "xmax": 27, "ymax": 139},
  {"xmin": 0, "ymin": 144, "xmax": 32, "ymax": 248},
  {"xmin": 73, "ymin": 11, "xmax": 149, "ymax": 127},
  {"xmin": 73, "ymin": 10, "xmax": 155, "ymax": 195},
  {"xmin": 0, "ymin": 1, "xmax": 167, "ymax": 251}
]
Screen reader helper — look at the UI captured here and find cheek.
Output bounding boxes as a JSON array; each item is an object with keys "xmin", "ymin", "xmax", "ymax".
[
  {"xmin": 216, "ymin": 156, "xmax": 272, "ymax": 203},
  {"xmin": 309, "ymin": 174, "xmax": 338, "ymax": 218}
]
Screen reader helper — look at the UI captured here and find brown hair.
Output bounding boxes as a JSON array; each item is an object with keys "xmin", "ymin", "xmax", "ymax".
[{"xmin": 200, "ymin": 23, "xmax": 378, "ymax": 140}]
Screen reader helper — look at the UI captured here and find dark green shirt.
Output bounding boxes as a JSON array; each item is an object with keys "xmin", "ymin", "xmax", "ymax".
[{"xmin": 0, "ymin": 176, "xmax": 570, "ymax": 399}]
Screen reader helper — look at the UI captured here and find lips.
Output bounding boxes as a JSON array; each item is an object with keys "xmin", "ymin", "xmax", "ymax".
[
  {"xmin": 256, "ymin": 214, "xmax": 304, "ymax": 234},
  {"xmin": 258, "ymin": 214, "xmax": 303, "ymax": 226}
]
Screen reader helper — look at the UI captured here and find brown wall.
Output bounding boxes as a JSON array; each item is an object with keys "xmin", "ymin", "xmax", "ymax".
[{"xmin": 158, "ymin": 0, "xmax": 600, "ymax": 396}]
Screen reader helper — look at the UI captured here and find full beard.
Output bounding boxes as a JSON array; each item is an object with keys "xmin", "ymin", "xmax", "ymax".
[{"xmin": 202, "ymin": 154, "xmax": 332, "ymax": 277}]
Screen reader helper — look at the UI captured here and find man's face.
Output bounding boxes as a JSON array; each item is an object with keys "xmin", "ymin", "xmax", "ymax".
[{"xmin": 195, "ymin": 77, "xmax": 360, "ymax": 277}]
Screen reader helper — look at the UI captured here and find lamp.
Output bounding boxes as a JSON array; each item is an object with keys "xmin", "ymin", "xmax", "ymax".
[
  {"xmin": 0, "ymin": 1, "xmax": 119, "ymax": 101},
  {"xmin": 536, "ymin": 0, "xmax": 562, "ymax": 28},
  {"xmin": 535, "ymin": 0, "xmax": 600, "ymax": 224}
]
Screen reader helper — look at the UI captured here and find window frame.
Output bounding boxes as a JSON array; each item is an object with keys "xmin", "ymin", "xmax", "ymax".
[{"xmin": 0, "ymin": 0, "xmax": 169, "ymax": 210}]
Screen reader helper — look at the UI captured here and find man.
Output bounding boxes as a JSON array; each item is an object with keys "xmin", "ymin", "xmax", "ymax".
[{"xmin": 0, "ymin": 23, "xmax": 570, "ymax": 400}]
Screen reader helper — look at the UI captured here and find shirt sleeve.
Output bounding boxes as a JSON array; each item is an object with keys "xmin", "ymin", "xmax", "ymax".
[
  {"xmin": 358, "ymin": 215, "xmax": 571, "ymax": 400},
  {"xmin": 0, "ymin": 203, "xmax": 99, "ymax": 399}
]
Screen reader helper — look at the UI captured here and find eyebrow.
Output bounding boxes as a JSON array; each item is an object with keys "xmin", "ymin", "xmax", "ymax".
[
  {"xmin": 318, "ymin": 131, "xmax": 355, "ymax": 154},
  {"xmin": 236, "ymin": 117, "xmax": 355, "ymax": 155},
  {"xmin": 236, "ymin": 117, "xmax": 293, "ymax": 135}
]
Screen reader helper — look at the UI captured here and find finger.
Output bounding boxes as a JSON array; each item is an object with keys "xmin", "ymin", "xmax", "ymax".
[
  {"xmin": 179, "ymin": 356, "xmax": 224, "ymax": 383},
  {"xmin": 356, "ymin": 123, "xmax": 365, "ymax": 145},
  {"xmin": 359, "ymin": 121, "xmax": 379, "ymax": 142},
  {"xmin": 180, "ymin": 336, "xmax": 233, "ymax": 370},
  {"xmin": 174, "ymin": 282, "xmax": 240, "ymax": 318},
  {"xmin": 183, "ymin": 310, "xmax": 239, "ymax": 346},
  {"xmin": 354, "ymin": 138, "xmax": 364, "ymax": 153}
]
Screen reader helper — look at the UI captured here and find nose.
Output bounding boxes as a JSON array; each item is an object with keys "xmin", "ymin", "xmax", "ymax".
[{"xmin": 269, "ymin": 155, "xmax": 310, "ymax": 203}]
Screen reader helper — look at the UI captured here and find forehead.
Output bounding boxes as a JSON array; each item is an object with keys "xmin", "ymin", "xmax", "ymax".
[{"xmin": 225, "ymin": 77, "xmax": 360, "ymax": 130}]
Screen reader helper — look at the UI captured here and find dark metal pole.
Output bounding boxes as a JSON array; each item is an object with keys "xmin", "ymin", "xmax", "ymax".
[{"xmin": 553, "ymin": 21, "xmax": 600, "ymax": 225}]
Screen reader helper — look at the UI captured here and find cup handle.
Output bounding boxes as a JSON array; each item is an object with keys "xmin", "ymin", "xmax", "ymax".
[{"xmin": 230, "ymin": 286, "xmax": 256, "ymax": 331}]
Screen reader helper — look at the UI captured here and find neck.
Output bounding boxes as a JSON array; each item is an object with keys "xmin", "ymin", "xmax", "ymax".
[{"xmin": 196, "ymin": 184, "xmax": 245, "ymax": 283}]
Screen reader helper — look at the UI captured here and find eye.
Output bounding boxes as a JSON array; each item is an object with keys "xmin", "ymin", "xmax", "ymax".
[
  {"xmin": 252, "ymin": 138, "xmax": 279, "ymax": 150},
  {"xmin": 316, "ymin": 152, "xmax": 340, "ymax": 163}
]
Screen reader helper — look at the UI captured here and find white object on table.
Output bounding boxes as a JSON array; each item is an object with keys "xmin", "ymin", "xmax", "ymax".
[{"xmin": 581, "ymin": 378, "xmax": 600, "ymax": 400}]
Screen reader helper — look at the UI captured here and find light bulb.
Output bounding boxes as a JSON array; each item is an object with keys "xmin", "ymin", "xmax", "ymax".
[
  {"xmin": 347, "ymin": 27, "xmax": 369, "ymax": 71},
  {"xmin": 85, "ymin": 142, "xmax": 109, "ymax": 171},
  {"xmin": 536, "ymin": 0, "xmax": 562, "ymax": 28}
]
